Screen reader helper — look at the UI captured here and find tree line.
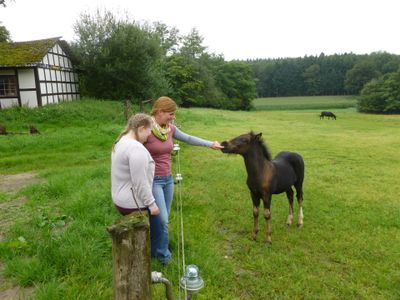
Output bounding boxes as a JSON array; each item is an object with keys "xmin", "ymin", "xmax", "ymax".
[{"xmin": 247, "ymin": 52, "xmax": 400, "ymax": 97}]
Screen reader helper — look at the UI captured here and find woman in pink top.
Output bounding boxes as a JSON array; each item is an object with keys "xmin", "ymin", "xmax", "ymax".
[{"xmin": 144, "ymin": 96, "xmax": 223, "ymax": 265}]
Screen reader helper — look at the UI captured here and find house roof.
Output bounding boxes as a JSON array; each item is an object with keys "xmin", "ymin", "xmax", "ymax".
[{"xmin": 0, "ymin": 37, "xmax": 72, "ymax": 67}]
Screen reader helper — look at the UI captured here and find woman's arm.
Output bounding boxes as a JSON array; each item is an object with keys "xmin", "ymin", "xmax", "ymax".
[
  {"xmin": 173, "ymin": 127, "xmax": 223, "ymax": 149},
  {"xmin": 128, "ymin": 150, "xmax": 158, "ymax": 210}
]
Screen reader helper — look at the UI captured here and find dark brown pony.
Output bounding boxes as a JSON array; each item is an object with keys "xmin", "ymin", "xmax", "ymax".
[
  {"xmin": 320, "ymin": 111, "xmax": 336, "ymax": 120},
  {"xmin": 221, "ymin": 132, "xmax": 304, "ymax": 244}
]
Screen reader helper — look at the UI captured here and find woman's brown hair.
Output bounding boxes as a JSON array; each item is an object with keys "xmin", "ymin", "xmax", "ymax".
[{"xmin": 151, "ymin": 96, "xmax": 177, "ymax": 115}]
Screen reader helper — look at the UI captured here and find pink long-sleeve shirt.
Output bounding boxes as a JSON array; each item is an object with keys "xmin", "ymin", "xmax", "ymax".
[
  {"xmin": 144, "ymin": 124, "xmax": 213, "ymax": 176},
  {"xmin": 144, "ymin": 126, "xmax": 176, "ymax": 176}
]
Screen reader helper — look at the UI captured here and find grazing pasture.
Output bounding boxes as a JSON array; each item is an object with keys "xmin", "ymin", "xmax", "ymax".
[
  {"xmin": 253, "ymin": 95, "xmax": 357, "ymax": 110},
  {"xmin": 0, "ymin": 99, "xmax": 399, "ymax": 299}
]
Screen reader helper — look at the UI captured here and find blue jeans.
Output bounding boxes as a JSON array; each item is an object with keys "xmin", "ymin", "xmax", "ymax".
[{"xmin": 150, "ymin": 175, "xmax": 174, "ymax": 264}]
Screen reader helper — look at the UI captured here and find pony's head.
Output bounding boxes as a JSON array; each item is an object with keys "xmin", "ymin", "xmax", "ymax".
[{"xmin": 221, "ymin": 131, "xmax": 268, "ymax": 157}]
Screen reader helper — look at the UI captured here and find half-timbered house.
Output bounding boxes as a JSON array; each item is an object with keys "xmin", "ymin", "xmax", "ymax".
[{"xmin": 0, "ymin": 37, "xmax": 80, "ymax": 109}]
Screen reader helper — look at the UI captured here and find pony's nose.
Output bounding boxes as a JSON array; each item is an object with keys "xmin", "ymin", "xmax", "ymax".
[{"xmin": 220, "ymin": 141, "xmax": 229, "ymax": 152}]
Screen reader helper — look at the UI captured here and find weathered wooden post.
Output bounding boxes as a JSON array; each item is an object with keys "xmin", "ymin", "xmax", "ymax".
[
  {"xmin": 124, "ymin": 99, "xmax": 133, "ymax": 121},
  {"xmin": 107, "ymin": 212, "xmax": 151, "ymax": 300},
  {"xmin": 140, "ymin": 99, "xmax": 152, "ymax": 112}
]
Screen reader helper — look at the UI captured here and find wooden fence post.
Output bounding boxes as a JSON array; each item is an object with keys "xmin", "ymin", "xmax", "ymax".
[
  {"xmin": 107, "ymin": 212, "xmax": 151, "ymax": 300},
  {"xmin": 140, "ymin": 99, "xmax": 152, "ymax": 112},
  {"xmin": 125, "ymin": 99, "xmax": 132, "ymax": 121}
]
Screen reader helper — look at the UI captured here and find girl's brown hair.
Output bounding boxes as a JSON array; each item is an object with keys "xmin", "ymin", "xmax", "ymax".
[
  {"xmin": 112, "ymin": 113, "xmax": 152, "ymax": 151},
  {"xmin": 151, "ymin": 96, "xmax": 177, "ymax": 115}
]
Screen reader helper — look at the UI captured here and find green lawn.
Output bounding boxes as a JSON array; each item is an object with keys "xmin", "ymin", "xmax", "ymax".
[
  {"xmin": 253, "ymin": 95, "xmax": 357, "ymax": 110},
  {"xmin": 0, "ymin": 99, "xmax": 399, "ymax": 299}
]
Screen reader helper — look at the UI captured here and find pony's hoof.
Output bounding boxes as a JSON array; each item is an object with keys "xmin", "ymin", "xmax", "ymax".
[
  {"xmin": 264, "ymin": 240, "xmax": 272, "ymax": 246},
  {"xmin": 297, "ymin": 223, "xmax": 303, "ymax": 228}
]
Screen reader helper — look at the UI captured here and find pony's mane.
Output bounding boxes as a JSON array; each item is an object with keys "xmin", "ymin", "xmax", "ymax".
[{"xmin": 250, "ymin": 132, "xmax": 272, "ymax": 161}]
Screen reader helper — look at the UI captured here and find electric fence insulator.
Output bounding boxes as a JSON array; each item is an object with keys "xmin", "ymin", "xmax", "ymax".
[
  {"xmin": 175, "ymin": 173, "xmax": 183, "ymax": 182},
  {"xmin": 173, "ymin": 144, "xmax": 180, "ymax": 151}
]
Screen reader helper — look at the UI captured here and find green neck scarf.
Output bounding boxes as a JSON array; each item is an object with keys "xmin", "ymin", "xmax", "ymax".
[{"xmin": 152, "ymin": 118, "xmax": 171, "ymax": 141}]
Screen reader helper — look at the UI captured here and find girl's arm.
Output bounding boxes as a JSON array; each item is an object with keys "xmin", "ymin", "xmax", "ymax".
[
  {"xmin": 128, "ymin": 150, "xmax": 158, "ymax": 210},
  {"xmin": 173, "ymin": 126, "xmax": 223, "ymax": 148}
]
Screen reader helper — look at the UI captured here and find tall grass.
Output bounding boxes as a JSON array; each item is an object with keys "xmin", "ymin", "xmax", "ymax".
[{"xmin": 0, "ymin": 99, "xmax": 399, "ymax": 299}]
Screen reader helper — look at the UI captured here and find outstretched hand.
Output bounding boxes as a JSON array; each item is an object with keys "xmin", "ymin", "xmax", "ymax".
[{"xmin": 210, "ymin": 141, "xmax": 224, "ymax": 150}]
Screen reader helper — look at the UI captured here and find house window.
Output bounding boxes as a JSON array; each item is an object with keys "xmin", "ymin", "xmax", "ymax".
[{"xmin": 0, "ymin": 75, "xmax": 17, "ymax": 97}]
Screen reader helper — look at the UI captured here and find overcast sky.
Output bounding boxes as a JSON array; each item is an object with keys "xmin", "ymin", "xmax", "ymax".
[{"xmin": 1, "ymin": 0, "xmax": 399, "ymax": 60}]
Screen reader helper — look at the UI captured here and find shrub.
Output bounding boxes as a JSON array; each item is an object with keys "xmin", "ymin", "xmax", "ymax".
[{"xmin": 358, "ymin": 70, "xmax": 400, "ymax": 113}]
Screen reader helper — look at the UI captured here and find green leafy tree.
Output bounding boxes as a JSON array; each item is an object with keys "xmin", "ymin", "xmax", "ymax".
[
  {"xmin": 180, "ymin": 28, "xmax": 206, "ymax": 59},
  {"xmin": 303, "ymin": 64, "xmax": 320, "ymax": 95},
  {"xmin": 345, "ymin": 60, "xmax": 380, "ymax": 94},
  {"xmin": 358, "ymin": 70, "xmax": 400, "ymax": 113},
  {"xmin": 164, "ymin": 54, "xmax": 203, "ymax": 106},
  {"xmin": 0, "ymin": 22, "xmax": 11, "ymax": 42},
  {"xmin": 72, "ymin": 10, "xmax": 119, "ymax": 96},
  {"xmin": 164, "ymin": 29, "xmax": 217, "ymax": 107},
  {"xmin": 152, "ymin": 22, "xmax": 181, "ymax": 56},
  {"xmin": 215, "ymin": 61, "xmax": 257, "ymax": 110},
  {"xmin": 95, "ymin": 24, "xmax": 168, "ymax": 100},
  {"xmin": 72, "ymin": 10, "xmax": 168, "ymax": 101}
]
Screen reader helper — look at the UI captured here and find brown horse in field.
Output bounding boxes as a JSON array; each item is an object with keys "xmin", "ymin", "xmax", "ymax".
[{"xmin": 221, "ymin": 132, "xmax": 304, "ymax": 244}]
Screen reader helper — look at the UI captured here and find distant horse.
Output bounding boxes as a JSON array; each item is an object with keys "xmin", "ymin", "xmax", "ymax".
[
  {"xmin": 320, "ymin": 111, "xmax": 336, "ymax": 120},
  {"xmin": 221, "ymin": 132, "xmax": 304, "ymax": 244}
]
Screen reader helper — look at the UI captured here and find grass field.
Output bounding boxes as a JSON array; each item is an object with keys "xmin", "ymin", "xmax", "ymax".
[
  {"xmin": 0, "ymin": 97, "xmax": 399, "ymax": 299},
  {"xmin": 253, "ymin": 95, "xmax": 357, "ymax": 110}
]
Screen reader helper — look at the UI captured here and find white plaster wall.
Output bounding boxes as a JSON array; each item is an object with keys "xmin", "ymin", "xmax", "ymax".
[
  {"xmin": 18, "ymin": 69, "xmax": 35, "ymax": 89},
  {"xmin": 0, "ymin": 98, "xmax": 19, "ymax": 108},
  {"xmin": 41, "ymin": 96, "xmax": 48, "ymax": 106},
  {"xmin": 38, "ymin": 68, "xmax": 45, "ymax": 81},
  {"xmin": 20, "ymin": 91, "xmax": 38, "ymax": 108}
]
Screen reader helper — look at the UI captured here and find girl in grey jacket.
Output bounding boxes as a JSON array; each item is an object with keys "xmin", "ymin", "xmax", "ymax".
[{"xmin": 111, "ymin": 113, "xmax": 160, "ymax": 216}]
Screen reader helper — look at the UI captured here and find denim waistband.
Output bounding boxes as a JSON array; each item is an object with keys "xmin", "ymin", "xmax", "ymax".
[{"xmin": 154, "ymin": 175, "xmax": 172, "ymax": 179}]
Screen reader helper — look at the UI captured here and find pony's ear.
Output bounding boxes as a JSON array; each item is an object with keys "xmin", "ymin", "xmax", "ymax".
[{"xmin": 255, "ymin": 132, "xmax": 262, "ymax": 140}]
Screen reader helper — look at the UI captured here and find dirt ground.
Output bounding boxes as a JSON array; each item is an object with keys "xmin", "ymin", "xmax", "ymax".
[
  {"xmin": 0, "ymin": 173, "xmax": 40, "ymax": 300},
  {"xmin": 0, "ymin": 173, "xmax": 39, "ymax": 193}
]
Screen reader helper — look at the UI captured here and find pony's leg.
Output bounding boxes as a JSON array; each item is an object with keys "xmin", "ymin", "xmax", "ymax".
[
  {"xmin": 263, "ymin": 195, "xmax": 272, "ymax": 244},
  {"xmin": 286, "ymin": 188, "xmax": 294, "ymax": 226},
  {"xmin": 295, "ymin": 187, "xmax": 304, "ymax": 227},
  {"xmin": 250, "ymin": 192, "xmax": 260, "ymax": 241}
]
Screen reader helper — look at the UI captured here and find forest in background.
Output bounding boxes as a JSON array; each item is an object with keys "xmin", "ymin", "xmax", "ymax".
[{"xmin": 247, "ymin": 52, "xmax": 400, "ymax": 97}]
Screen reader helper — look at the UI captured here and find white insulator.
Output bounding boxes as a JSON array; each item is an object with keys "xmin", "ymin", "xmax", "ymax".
[
  {"xmin": 151, "ymin": 271, "xmax": 163, "ymax": 282},
  {"xmin": 173, "ymin": 143, "xmax": 180, "ymax": 151},
  {"xmin": 175, "ymin": 173, "xmax": 183, "ymax": 182}
]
